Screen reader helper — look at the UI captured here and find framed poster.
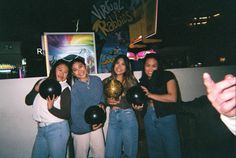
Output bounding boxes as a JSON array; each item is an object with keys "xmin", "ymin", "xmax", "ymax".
[{"xmin": 43, "ymin": 32, "xmax": 97, "ymax": 75}]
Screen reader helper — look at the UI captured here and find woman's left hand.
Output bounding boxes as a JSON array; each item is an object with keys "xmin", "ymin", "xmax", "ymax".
[
  {"xmin": 47, "ymin": 95, "xmax": 58, "ymax": 110},
  {"xmin": 92, "ymin": 123, "xmax": 103, "ymax": 131}
]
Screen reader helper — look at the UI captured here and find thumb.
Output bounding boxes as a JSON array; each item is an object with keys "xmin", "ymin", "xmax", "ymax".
[{"xmin": 203, "ymin": 73, "xmax": 215, "ymax": 93}]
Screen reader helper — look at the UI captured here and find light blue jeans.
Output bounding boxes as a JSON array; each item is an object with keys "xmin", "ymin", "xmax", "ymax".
[
  {"xmin": 32, "ymin": 120, "xmax": 70, "ymax": 158},
  {"xmin": 105, "ymin": 108, "xmax": 138, "ymax": 158},
  {"xmin": 144, "ymin": 107, "xmax": 181, "ymax": 158}
]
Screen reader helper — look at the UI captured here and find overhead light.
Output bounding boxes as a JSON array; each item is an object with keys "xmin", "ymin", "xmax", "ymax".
[
  {"xmin": 0, "ymin": 69, "xmax": 11, "ymax": 73},
  {"xmin": 199, "ymin": 16, "xmax": 207, "ymax": 20},
  {"xmin": 0, "ymin": 64, "xmax": 16, "ymax": 69},
  {"xmin": 219, "ymin": 57, "xmax": 226, "ymax": 62},
  {"xmin": 213, "ymin": 13, "xmax": 220, "ymax": 17},
  {"xmin": 198, "ymin": 62, "xmax": 202, "ymax": 67}
]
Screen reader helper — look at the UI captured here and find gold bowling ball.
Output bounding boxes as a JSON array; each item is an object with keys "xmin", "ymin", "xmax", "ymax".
[{"xmin": 104, "ymin": 79, "xmax": 123, "ymax": 99}]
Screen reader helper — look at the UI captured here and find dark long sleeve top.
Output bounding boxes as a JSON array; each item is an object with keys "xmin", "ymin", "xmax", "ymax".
[{"xmin": 25, "ymin": 79, "xmax": 71, "ymax": 120}]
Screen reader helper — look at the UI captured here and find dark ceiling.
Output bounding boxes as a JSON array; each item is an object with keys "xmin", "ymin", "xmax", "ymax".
[
  {"xmin": 0, "ymin": 0, "xmax": 90, "ymax": 40},
  {"xmin": 0, "ymin": 0, "xmax": 236, "ymax": 58}
]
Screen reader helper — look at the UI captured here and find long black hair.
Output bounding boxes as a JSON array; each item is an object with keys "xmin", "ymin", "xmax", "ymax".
[
  {"xmin": 140, "ymin": 53, "xmax": 163, "ymax": 81},
  {"xmin": 49, "ymin": 59, "xmax": 72, "ymax": 86},
  {"xmin": 110, "ymin": 54, "xmax": 137, "ymax": 90},
  {"xmin": 140, "ymin": 53, "xmax": 182, "ymax": 101}
]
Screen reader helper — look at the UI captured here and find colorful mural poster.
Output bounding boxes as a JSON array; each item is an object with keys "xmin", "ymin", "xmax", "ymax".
[
  {"xmin": 91, "ymin": 0, "xmax": 133, "ymax": 73},
  {"xmin": 98, "ymin": 30, "xmax": 129, "ymax": 73},
  {"xmin": 43, "ymin": 32, "xmax": 97, "ymax": 75}
]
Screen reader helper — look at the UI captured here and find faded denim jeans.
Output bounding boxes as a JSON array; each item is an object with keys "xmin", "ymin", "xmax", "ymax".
[
  {"xmin": 144, "ymin": 107, "xmax": 182, "ymax": 158},
  {"xmin": 105, "ymin": 108, "xmax": 138, "ymax": 158},
  {"xmin": 32, "ymin": 120, "xmax": 70, "ymax": 158}
]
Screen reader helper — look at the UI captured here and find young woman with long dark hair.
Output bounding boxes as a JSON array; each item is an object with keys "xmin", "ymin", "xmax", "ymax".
[
  {"xmin": 103, "ymin": 55, "xmax": 139, "ymax": 158},
  {"xmin": 25, "ymin": 59, "xmax": 71, "ymax": 158},
  {"xmin": 138, "ymin": 53, "xmax": 181, "ymax": 158}
]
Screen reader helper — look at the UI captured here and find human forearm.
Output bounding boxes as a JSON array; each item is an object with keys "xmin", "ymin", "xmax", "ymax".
[
  {"xmin": 25, "ymin": 89, "xmax": 38, "ymax": 105},
  {"xmin": 148, "ymin": 93, "xmax": 177, "ymax": 102},
  {"xmin": 49, "ymin": 88, "xmax": 71, "ymax": 119},
  {"xmin": 155, "ymin": 96, "xmax": 209, "ymax": 116},
  {"xmin": 25, "ymin": 79, "xmax": 43, "ymax": 105}
]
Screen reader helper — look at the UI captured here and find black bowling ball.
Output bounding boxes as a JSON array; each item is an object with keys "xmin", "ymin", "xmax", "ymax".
[
  {"xmin": 126, "ymin": 85, "xmax": 146, "ymax": 105},
  {"xmin": 84, "ymin": 106, "xmax": 106, "ymax": 125},
  {"xmin": 39, "ymin": 79, "xmax": 62, "ymax": 99}
]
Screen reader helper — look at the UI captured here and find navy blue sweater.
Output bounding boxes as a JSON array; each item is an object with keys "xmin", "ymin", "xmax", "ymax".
[{"xmin": 70, "ymin": 75, "xmax": 104, "ymax": 134}]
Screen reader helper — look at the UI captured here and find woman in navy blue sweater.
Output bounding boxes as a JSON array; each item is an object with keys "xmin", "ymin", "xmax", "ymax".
[{"xmin": 70, "ymin": 57, "xmax": 105, "ymax": 158}]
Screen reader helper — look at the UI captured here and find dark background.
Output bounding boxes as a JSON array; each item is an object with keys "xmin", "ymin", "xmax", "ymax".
[{"xmin": 0, "ymin": 0, "xmax": 235, "ymax": 77}]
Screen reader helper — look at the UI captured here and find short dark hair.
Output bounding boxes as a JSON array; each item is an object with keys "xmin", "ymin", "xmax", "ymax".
[
  {"xmin": 70, "ymin": 56, "xmax": 86, "ymax": 67},
  {"xmin": 70, "ymin": 56, "xmax": 87, "ymax": 82}
]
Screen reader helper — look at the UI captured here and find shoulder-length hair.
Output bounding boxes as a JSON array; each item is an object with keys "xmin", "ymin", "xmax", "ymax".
[{"xmin": 49, "ymin": 59, "xmax": 72, "ymax": 86}]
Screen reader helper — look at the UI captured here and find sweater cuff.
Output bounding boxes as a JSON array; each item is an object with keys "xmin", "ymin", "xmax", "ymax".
[{"xmin": 48, "ymin": 106, "xmax": 56, "ymax": 113}]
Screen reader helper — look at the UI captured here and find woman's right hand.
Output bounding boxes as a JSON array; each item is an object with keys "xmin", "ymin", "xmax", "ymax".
[
  {"xmin": 107, "ymin": 97, "xmax": 120, "ymax": 105},
  {"xmin": 141, "ymin": 85, "xmax": 153, "ymax": 98}
]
